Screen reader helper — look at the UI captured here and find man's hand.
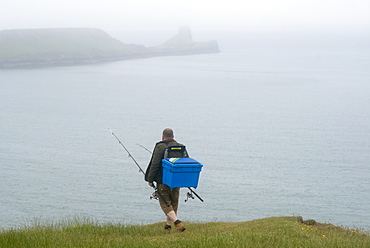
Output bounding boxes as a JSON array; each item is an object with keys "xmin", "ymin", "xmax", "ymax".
[{"xmin": 148, "ymin": 182, "xmax": 153, "ymax": 187}]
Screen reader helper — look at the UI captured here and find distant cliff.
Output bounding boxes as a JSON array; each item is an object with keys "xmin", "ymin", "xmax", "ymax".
[
  {"xmin": 0, "ymin": 27, "xmax": 219, "ymax": 68},
  {"xmin": 0, "ymin": 28, "xmax": 147, "ymax": 67}
]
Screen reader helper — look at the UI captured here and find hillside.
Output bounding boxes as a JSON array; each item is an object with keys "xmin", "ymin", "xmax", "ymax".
[
  {"xmin": 0, "ymin": 27, "xmax": 219, "ymax": 68},
  {"xmin": 0, "ymin": 216, "xmax": 369, "ymax": 247}
]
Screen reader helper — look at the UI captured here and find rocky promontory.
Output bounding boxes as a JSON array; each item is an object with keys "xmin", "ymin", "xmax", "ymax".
[
  {"xmin": 0, "ymin": 27, "xmax": 219, "ymax": 68},
  {"xmin": 149, "ymin": 26, "xmax": 219, "ymax": 55}
]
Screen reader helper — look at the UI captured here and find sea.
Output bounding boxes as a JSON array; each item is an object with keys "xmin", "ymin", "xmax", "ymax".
[{"xmin": 1, "ymin": 33, "xmax": 369, "ymax": 231}]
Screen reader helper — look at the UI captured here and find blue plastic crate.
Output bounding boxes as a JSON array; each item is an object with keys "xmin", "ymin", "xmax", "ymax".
[{"xmin": 162, "ymin": 158, "xmax": 203, "ymax": 188}]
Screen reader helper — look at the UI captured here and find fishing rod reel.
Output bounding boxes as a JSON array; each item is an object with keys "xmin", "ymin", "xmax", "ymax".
[
  {"xmin": 151, "ymin": 188, "xmax": 202, "ymax": 203},
  {"xmin": 185, "ymin": 191, "xmax": 194, "ymax": 202},
  {"xmin": 150, "ymin": 191, "xmax": 159, "ymax": 200},
  {"xmin": 186, "ymin": 187, "xmax": 204, "ymax": 203}
]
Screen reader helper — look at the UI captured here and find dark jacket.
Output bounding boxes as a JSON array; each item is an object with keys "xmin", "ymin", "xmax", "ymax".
[{"xmin": 145, "ymin": 139, "xmax": 188, "ymax": 184}]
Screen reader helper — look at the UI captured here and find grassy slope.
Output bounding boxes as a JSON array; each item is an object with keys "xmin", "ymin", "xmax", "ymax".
[
  {"xmin": 0, "ymin": 28, "xmax": 145, "ymax": 60},
  {"xmin": 0, "ymin": 217, "xmax": 369, "ymax": 248}
]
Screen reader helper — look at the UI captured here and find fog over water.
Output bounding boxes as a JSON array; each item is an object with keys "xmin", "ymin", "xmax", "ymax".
[
  {"xmin": 2, "ymin": 0, "xmax": 370, "ymax": 35},
  {"xmin": 1, "ymin": 35, "xmax": 369, "ymax": 230},
  {"xmin": 1, "ymin": 0, "xmax": 370, "ymax": 232}
]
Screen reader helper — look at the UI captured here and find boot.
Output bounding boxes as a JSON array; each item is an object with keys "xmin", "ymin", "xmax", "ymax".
[
  {"xmin": 164, "ymin": 225, "xmax": 171, "ymax": 234},
  {"xmin": 174, "ymin": 220, "xmax": 186, "ymax": 232}
]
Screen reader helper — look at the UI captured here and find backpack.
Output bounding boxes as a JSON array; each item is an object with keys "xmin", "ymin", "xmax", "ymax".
[{"xmin": 164, "ymin": 144, "xmax": 188, "ymax": 159}]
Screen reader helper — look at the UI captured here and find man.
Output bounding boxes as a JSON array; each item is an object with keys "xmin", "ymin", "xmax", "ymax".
[{"xmin": 145, "ymin": 128, "xmax": 187, "ymax": 233}]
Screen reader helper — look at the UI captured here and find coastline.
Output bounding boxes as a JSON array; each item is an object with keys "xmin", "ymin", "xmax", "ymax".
[{"xmin": 0, "ymin": 27, "xmax": 219, "ymax": 69}]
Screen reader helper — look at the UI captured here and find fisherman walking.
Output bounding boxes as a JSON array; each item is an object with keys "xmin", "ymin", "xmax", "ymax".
[{"xmin": 145, "ymin": 128, "xmax": 187, "ymax": 233}]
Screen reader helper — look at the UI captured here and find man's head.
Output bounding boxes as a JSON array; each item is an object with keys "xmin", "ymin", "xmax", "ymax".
[{"xmin": 162, "ymin": 128, "xmax": 174, "ymax": 140}]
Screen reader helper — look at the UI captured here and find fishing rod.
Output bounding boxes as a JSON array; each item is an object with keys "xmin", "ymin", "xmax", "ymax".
[
  {"xmin": 109, "ymin": 129, "xmax": 170, "ymax": 207},
  {"xmin": 136, "ymin": 143, "xmax": 152, "ymax": 154},
  {"xmin": 136, "ymin": 143, "xmax": 204, "ymax": 203}
]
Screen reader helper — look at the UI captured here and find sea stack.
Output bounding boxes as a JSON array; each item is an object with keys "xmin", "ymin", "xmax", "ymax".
[{"xmin": 149, "ymin": 26, "xmax": 220, "ymax": 55}]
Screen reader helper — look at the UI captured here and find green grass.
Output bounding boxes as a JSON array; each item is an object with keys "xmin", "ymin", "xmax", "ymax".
[{"xmin": 0, "ymin": 216, "xmax": 369, "ymax": 247}]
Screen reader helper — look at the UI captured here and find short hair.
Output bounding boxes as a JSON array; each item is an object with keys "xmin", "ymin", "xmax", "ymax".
[{"xmin": 162, "ymin": 128, "xmax": 174, "ymax": 138}]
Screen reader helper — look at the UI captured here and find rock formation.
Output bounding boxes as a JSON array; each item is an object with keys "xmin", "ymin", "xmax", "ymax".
[{"xmin": 149, "ymin": 26, "xmax": 219, "ymax": 55}]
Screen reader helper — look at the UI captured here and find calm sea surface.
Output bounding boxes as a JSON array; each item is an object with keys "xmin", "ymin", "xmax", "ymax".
[{"xmin": 1, "ymin": 37, "xmax": 370, "ymax": 230}]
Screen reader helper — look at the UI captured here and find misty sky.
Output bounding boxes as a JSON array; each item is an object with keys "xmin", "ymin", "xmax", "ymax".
[{"xmin": 1, "ymin": 0, "xmax": 370, "ymax": 35}]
